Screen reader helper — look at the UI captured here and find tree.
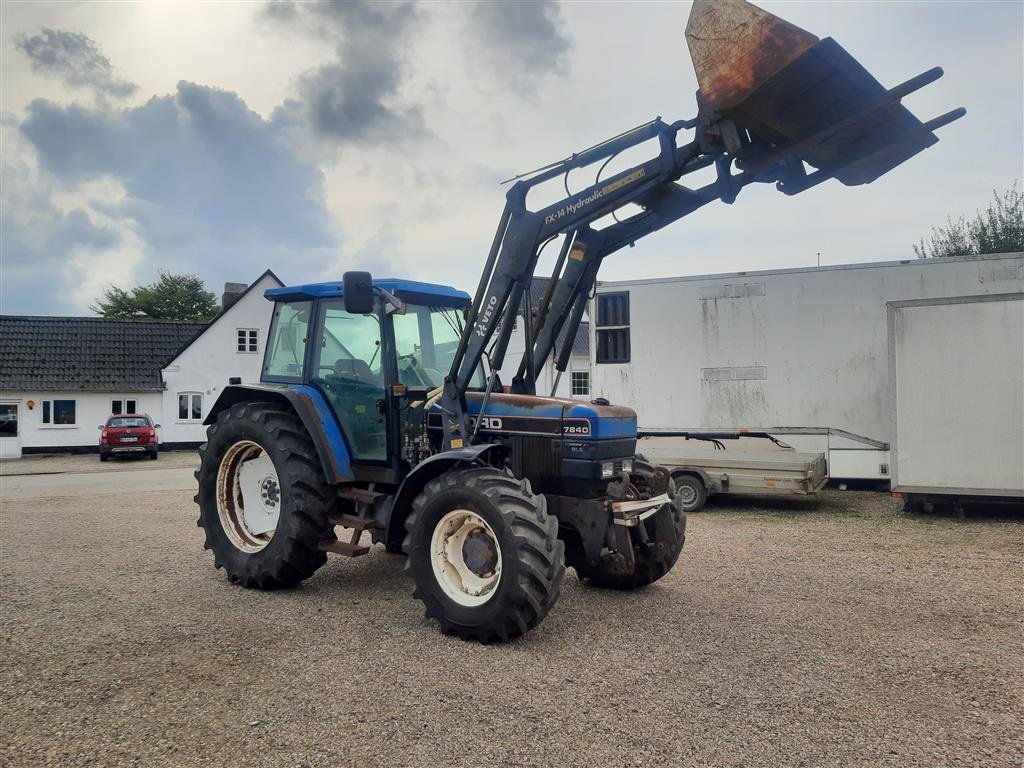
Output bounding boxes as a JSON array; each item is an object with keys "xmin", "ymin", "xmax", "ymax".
[
  {"xmin": 92, "ymin": 271, "xmax": 219, "ymax": 320},
  {"xmin": 914, "ymin": 182, "xmax": 1024, "ymax": 258}
]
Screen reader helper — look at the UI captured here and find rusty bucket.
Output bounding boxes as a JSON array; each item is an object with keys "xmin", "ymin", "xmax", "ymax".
[{"xmin": 686, "ymin": 0, "xmax": 964, "ymax": 189}]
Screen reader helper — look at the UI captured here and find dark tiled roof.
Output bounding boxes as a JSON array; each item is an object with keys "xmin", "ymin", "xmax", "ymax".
[
  {"xmin": 520, "ymin": 276, "xmax": 590, "ymax": 357},
  {"xmin": 0, "ymin": 316, "xmax": 206, "ymax": 392},
  {"xmin": 571, "ymin": 321, "xmax": 590, "ymax": 356}
]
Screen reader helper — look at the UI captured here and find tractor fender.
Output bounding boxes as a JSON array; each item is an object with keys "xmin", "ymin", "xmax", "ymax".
[
  {"xmin": 383, "ymin": 443, "xmax": 509, "ymax": 553},
  {"xmin": 668, "ymin": 466, "xmax": 712, "ymax": 493},
  {"xmin": 204, "ymin": 383, "xmax": 354, "ymax": 483}
]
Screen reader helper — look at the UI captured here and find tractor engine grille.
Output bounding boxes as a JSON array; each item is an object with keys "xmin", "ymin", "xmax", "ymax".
[{"xmin": 509, "ymin": 436, "xmax": 563, "ymax": 494}]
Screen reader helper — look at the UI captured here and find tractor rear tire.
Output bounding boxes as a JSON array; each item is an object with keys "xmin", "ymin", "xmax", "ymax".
[
  {"xmin": 577, "ymin": 456, "xmax": 687, "ymax": 590},
  {"xmin": 404, "ymin": 466, "xmax": 565, "ymax": 643},
  {"xmin": 195, "ymin": 402, "xmax": 335, "ymax": 589}
]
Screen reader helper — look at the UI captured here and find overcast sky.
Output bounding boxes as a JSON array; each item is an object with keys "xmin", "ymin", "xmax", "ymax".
[{"xmin": 1, "ymin": 0, "xmax": 1021, "ymax": 315}]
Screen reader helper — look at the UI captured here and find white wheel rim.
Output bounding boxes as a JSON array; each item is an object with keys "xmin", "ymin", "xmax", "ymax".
[
  {"xmin": 677, "ymin": 482, "xmax": 698, "ymax": 506},
  {"xmin": 429, "ymin": 509, "xmax": 502, "ymax": 607},
  {"xmin": 216, "ymin": 440, "xmax": 280, "ymax": 553}
]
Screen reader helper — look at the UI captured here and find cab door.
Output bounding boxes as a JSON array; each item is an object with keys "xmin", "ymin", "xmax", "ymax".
[{"xmin": 311, "ymin": 299, "xmax": 389, "ymax": 462}]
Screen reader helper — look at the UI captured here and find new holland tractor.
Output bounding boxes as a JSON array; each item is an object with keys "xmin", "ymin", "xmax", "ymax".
[{"xmin": 194, "ymin": 0, "xmax": 962, "ymax": 642}]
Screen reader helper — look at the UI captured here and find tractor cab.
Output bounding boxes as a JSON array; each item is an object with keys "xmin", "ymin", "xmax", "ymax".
[
  {"xmin": 261, "ymin": 277, "xmax": 481, "ymax": 467},
  {"xmin": 258, "ymin": 275, "xmax": 640, "ymax": 499}
]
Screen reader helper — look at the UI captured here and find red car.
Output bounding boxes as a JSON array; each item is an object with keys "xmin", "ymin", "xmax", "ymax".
[{"xmin": 99, "ymin": 414, "xmax": 161, "ymax": 461}]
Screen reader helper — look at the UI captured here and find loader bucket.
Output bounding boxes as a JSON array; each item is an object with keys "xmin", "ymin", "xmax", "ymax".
[{"xmin": 686, "ymin": 0, "xmax": 965, "ymax": 188}]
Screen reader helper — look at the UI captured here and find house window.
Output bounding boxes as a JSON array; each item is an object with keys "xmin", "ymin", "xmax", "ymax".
[
  {"xmin": 178, "ymin": 392, "xmax": 203, "ymax": 421},
  {"xmin": 111, "ymin": 399, "xmax": 138, "ymax": 415},
  {"xmin": 0, "ymin": 404, "xmax": 17, "ymax": 438},
  {"xmin": 596, "ymin": 292, "xmax": 630, "ymax": 363},
  {"xmin": 42, "ymin": 399, "xmax": 76, "ymax": 425},
  {"xmin": 237, "ymin": 328, "xmax": 259, "ymax": 353},
  {"xmin": 570, "ymin": 370, "xmax": 590, "ymax": 396}
]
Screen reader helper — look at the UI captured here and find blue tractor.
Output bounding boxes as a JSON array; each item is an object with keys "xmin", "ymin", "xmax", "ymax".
[{"xmin": 195, "ymin": 0, "xmax": 961, "ymax": 641}]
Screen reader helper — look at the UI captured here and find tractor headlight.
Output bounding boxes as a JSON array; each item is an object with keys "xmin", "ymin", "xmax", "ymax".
[
  {"xmin": 601, "ymin": 461, "xmax": 615, "ymax": 479},
  {"xmin": 622, "ymin": 458, "xmax": 634, "ymax": 474}
]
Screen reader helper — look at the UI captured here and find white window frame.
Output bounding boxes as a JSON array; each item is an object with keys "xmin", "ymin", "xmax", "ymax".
[
  {"xmin": 40, "ymin": 398, "xmax": 77, "ymax": 428},
  {"xmin": 110, "ymin": 398, "xmax": 138, "ymax": 416},
  {"xmin": 237, "ymin": 328, "xmax": 259, "ymax": 354},
  {"xmin": 570, "ymin": 370, "xmax": 591, "ymax": 397},
  {"xmin": 177, "ymin": 392, "xmax": 204, "ymax": 423}
]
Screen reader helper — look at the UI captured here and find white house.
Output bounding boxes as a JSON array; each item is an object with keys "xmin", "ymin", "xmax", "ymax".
[
  {"xmin": 159, "ymin": 270, "xmax": 282, "ymax": 445},
  {"xmin": 0, "ymin": 270, "xmax": 282, "ymax": 458},
  {"xmin": 0, "ymin": 269, "xmax": 589, "ymax": 459},
  {"xmin": 0, "ymin": 316, "xmax": 205, "ymax": 458}
]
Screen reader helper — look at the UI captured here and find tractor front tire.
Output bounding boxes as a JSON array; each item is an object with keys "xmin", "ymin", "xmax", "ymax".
[
  {"xmin": 577, "ymin": 456, "xmax": 687, "ymax": 590},
  {"xmin": 195, "ymin": 402, "xmax": 335, "ymax": 589},
  {"xmin": 404, "ymin": 466, "xmax": 565, "ymax": 643}
]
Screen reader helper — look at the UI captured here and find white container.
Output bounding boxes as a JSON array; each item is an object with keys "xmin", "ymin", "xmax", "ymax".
[{"xmin": 590, "ymin": 252, "xmax": 1024, "ymax": 482}]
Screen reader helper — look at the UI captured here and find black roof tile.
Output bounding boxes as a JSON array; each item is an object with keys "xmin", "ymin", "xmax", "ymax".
[
  {"xmin": 0, "ymin": 316, "xmax": 206, "ymax": 392},
  {"xmin": 520, "ymin": 276, "xmax": 590, "ymax": 357}
]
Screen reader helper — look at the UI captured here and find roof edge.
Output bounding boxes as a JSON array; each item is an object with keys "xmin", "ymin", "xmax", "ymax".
[{"xmin": 595, "ymin": 251, "xmax": 1024, "ymax": 289}]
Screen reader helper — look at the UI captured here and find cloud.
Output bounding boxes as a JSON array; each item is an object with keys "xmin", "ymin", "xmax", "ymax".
[
  {"xmin": 465, "ymin": 0, "xmax": 571, "ymax": 92},
  {"xmin": 0, "ymin": 120, "xmax": 136, "ymax": 314},
  {"xmin": 14, "ymin": 28, "xmax": 137, "ymax": 100},
  {"xmin": 6, "ymin": 80, "xmax": 340, "ymax": 314},
  {"xmin": 264, "ymin": 0, "xmax": 423, "ymax": 143}
]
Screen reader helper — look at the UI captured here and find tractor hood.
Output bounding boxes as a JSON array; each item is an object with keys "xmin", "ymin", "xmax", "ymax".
[{"xmin": 460, "ymin": 392, "xmax": 637, "ymax": 440}]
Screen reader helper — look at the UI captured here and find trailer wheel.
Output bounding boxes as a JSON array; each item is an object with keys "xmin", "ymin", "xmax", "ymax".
[
  {"xmin": 672, "ymin": 473, "xmax": 707, "ymax": 513},
  {"xmin": 195, "ymin": 402, "xmax": 334, "ymax": 589},
  {"xmin": 403, "ymin": 466, "xmax": 565, "ymax": 643},
  {"xmin": 577, "ymin": 456, "xmax": 687, "ymax": 590}
]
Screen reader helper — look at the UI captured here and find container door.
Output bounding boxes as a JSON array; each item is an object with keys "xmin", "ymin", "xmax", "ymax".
[{"xmin": 890, "ymin": 296, "xmax": 1024, "ymax": 496}]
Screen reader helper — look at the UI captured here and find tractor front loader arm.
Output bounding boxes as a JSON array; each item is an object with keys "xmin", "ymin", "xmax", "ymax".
[{"xmin": 435, "ymin": 0, "xmax": 963, "ymax": 451}]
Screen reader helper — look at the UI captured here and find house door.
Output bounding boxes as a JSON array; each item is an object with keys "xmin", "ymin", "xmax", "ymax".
[{"xmin": 0, "ymin": 402, "xmax": 21, "ymax": 459}]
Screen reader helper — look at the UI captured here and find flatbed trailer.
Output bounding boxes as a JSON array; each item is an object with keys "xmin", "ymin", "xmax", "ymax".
[{"xmin": 637, "ymin": 432, "xmax": 828, "ymax": 511}]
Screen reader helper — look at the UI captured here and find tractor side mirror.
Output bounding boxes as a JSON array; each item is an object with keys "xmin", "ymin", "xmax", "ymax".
[{"xmin": 343, "ymin": 271, "xmax": 374, "ymax": 314}]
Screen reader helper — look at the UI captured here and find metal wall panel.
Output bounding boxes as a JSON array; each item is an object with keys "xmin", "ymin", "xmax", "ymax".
[{"xmin": 889, "ymin": 295, "xmax": 1024, "ymax": 496}]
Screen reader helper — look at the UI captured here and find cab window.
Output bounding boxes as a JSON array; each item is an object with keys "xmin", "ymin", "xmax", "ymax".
[
  {"xmin": 392, "ymin": 305, "xmax": 482, "ymax": 389},
  {"xmin": 263, "ymin": 301, "xmax": 311, "ymax": 379}
]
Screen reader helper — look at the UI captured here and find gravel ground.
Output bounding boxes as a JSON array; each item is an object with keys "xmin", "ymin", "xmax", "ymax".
[
  {"xmin": 1, "ymin": 472, "xmax": 1021, "ymax": 768},
  {"xmin": 0, "ymin": 450, "xmax": 198, "ymax": 477}
]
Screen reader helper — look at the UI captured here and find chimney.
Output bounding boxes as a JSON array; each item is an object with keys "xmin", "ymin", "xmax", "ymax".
[{"xmin": 221, "ymin": 282, "xmax": 247, "ymax": 312}]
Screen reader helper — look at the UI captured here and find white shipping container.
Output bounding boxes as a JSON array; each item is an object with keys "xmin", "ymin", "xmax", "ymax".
[{"xmin": 590, "ymin": 252, "xmax": 1024, "ymax": 483}]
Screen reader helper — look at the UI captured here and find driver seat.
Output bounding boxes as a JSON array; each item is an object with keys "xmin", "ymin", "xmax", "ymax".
[{"xmin": 333, "ymin": 358, "xmax": 374, "ymax": 383}]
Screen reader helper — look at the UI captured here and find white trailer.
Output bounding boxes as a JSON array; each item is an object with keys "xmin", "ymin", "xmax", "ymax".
[
  {"xmin": 590, "ymin": 252, "xmax": 1024, "ymax": 483},
  {"xmin": 888, "ymin": 294, "xmax": 1023, "ymax": 500}
]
